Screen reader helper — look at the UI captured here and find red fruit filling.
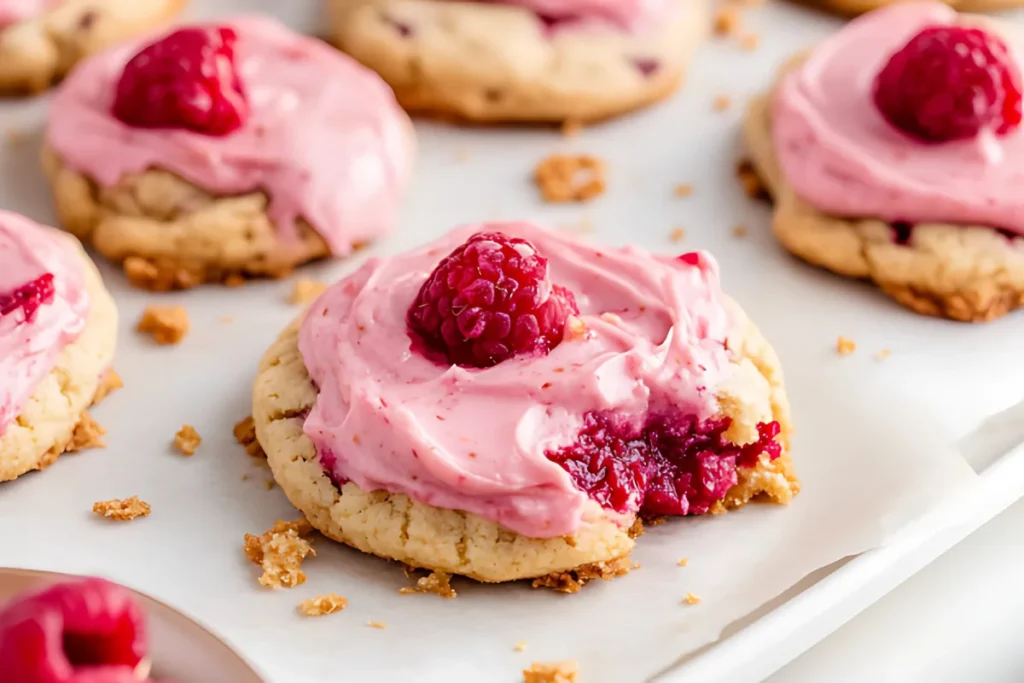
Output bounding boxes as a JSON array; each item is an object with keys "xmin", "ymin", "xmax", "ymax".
[
  {"xmin": 0, "ymin": 273, "xmax": 55, "ymax": 322},
  {"xmin": 546, "ymin": 411, "xmax": 782, "ymax": 517},
  {"xmin": 113, "ymin": 26, "xmax": 248, "ymax": 136},
  {"xmin": 0, "ymin": 577, "xmax": 148, "ymax": 682},
  {"xmin": 407, "ymin": 232, "xmax": 579, "ymax": 368},
  {"xmin": 873, "ymin": 25, "xmax": 1023, "ymax": 142}
]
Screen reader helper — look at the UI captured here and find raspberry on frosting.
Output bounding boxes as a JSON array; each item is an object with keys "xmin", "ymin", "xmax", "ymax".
[
  {"xmin": 873, "ymin": 25, "xmax": 1023, "ymax": 142},
  {"xmin": 113, "ymin": 26, "xmax": 248, "ymax": 136},
  {"xmin": 407, "ymin": 231, "xmax": 579, "ymax": 368},
  {"xmin": 0, "ymin": 273, "xmax": 55, "ymax": 323}
]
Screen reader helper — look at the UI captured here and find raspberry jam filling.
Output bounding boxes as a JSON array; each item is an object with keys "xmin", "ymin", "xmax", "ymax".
[
  {"xmin": 0, "ymin": 273, "xmax": 55, "ymax": 323},
  {"xmin": 0, "ymin": 578, "xmax": 149, "ymax": 682},
  {"xmin": 113, "ymin": 26, "xmax": 248, "ymax": 136},
  {"xmin": 547, "ymin": 412, "xmax": 781, "ymax": 516}
]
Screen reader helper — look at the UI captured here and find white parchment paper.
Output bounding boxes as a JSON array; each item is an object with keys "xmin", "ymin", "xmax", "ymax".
[{"xmin": 2, "ymin": 1, "xmax": 1020, "ymax": 681}]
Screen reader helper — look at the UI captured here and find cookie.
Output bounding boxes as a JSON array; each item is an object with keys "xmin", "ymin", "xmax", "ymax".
[
  {"xmin": 42, "ymin": 17, "xmax": 415, "ymax": 291},
  {"xmin": 0, "ymin": 213, "xmax": 118, "ymax": 483},
  {"xmin": 327, "ymin": 0, "xmax": 706, "ymax": 123},
  {"xmin": 251, "ymin": 224, "xmax": 798, "ymax": 584},
  {"xmin": 799, "ymin": 0, "xmax": 1022, "ymax": 17},
  {"xmin": 744, "ymin": 4, "xmax": 1024, "ymax": 322},
  {"xmin": 0, "ymin": 0, "xmax": 186, "ymax": 94}
]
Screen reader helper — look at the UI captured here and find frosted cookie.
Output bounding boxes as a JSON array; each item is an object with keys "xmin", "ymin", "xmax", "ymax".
[
  {"xmin": 327, "ymin": 0, "xmax": 706, "ymax": 123},
  {"xmin": 745, "ymin": 3, "xmax": 1024, "ymax": 322},
  {"xmin": 0, "ymin": 0, "xmax": 185, "ymax": 93},
  {"xmin": 252, "ymin": 223, "xmax": 799, "ymax": 585},
  {"xmin": 42, "ymin": 18, "xmax": 415, "ymax": 291},
  {"xmin": 799, "ymin": 0, "xmax": 1022, "ymax": 17},
  {"xmin": 0, "ymin": 212, "xmax": 118, "ymax": 483}
]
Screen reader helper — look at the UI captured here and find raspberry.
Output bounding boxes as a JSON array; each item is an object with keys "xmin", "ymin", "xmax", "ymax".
[
  {"xmin": 873, "ymin": 25, "xmax": 1023, "ymax": 142},
  {"xmin": 546, "ymin": 412, "xmax": 782, "ymax": 517},
  {"xmin": 113, "ymin": 26, "xmax": 248, "ymax": 136},
  {"xmin": 0, "ymin": 577, "xmax": 148, "ymax": 682},
  {"xmin": 0, "ymin": 273, "xmax": 55, "ymax": 322},
  {"xmin": 407, "ymin": 231, "xmax": 579, "ymax": 368}
]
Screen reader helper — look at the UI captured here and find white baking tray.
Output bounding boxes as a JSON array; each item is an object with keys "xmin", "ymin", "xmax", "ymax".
[{"xmin": 3, "ymin": 1, "xmax": 1024, "ymax": 682}]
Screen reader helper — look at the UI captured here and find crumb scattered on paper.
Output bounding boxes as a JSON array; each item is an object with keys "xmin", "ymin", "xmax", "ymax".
[
  {"xmin": 244, "ymin": 518, "xmax": 315, "ymax": 589},
  {"xmin": 368, "ymin": 621, "xmax": 388, "ymax": 630},
  {"xmin": 289, "ymin": 279, "xmax": 327, "ymax": 305},
  {"xmin": 174, "ymin": 425, "xmax": 201, "ymax": 456},
  {"xmin": 234, "ymin": 416, "xmax": 266, "ymax": 459},
  {"xmin": 713, "ymin": 94, "xmax": 731, "ymax": 111},
  {"xmin": 837, "ymin": 336, "xmax": 857, "ymax": 356},
  {"xmin": 683, "ymin": 592, "xmax": 702, "ymax": 605},
  {"xmin": 298, "ymin": 593, "xmax": 348, "ymax": 617},
  {"xmin": 264, "ymin": 479, "xmax": 276, "ymax": 490},
  {"xmin": 523, "ymin": 661, "xmax": 579, "ymax": 683},
  {"xmin": 677, "ymin": 558, "xmax": 689, "ymax": 567},
  {"xmin": 673, "ymin": 184, "xmax": 693, "ymax": 197},
  {"xmin": 219, "ymin": 315, "xmax": 234, "ymax": 324},
  {"xmin": 515, "ymin": 641, "xmax": 528, "ymax": 652},
  {"xmin": 399, "ymin": 571, "xmax": 457, "ymax": 598},
  {"xmin": 67, "ymin": 413, "xmax": 106, "ymax": 452},
  {"xmin": 739, "ymin": 32, "xmax": 760, "ymax": 51},
  {"xmin": 137, "ymin": 305, "xmax": 189, "ymax": 345},
  {"xmin": 732, "ymin": 224, "xmax": 748, "ymax": 238},
  {"xmin": 874, "ymin": 349, "xmax": 891, "ymax": 362},
  {"xmin": 534, "ymin": 154, "xmax": 606, "ymax": 203},
  {"xmin": 670, "ymin": 227, "xmax": 686, "ymax": 242},
  {"xmin": 93, "ymin": 496, "xmax": 150, "ymax": 521},
  {"xmin": 713, "ymin": 6, "xmax": 739, "ymax": 35}
]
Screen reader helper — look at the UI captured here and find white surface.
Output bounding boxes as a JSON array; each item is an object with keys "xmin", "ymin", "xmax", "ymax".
[{"xmin": 1, "ymin": 2, "xmax": 1023, "ymax": 683}]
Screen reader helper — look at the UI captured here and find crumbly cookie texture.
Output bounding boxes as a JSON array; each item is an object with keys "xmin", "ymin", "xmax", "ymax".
[
  {"xmin": 250, "ymin": 301, "xmax": 797, "ymax": 585},
  {"xmin": 0, "ymin": 0, "xmax": 186, "ymax": 94},
  {"xmin": 744, "ymin": 63, "xmax": 1024, "ymax": 323},
  {"xmin": 0, "ymin": 235, "xmax": 118, "ymax": 482},
  {"xmin": 327, "ymin": 0, "xmax": 706, "ymax": 123},
  {"xmin": 523, "ymin": 661, "xmax": 579, "ymax": 683},
  {"xmin": 798, "ymin": 0, "xmax": 1023, "ymax": 16},
  {"xmin": 92, "ymin": 496, "xmax": 151, "ymax": 521}
]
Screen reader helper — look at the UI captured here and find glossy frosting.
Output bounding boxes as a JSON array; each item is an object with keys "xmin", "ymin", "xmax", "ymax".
[
  {"xmin": 299, "ymin": 223, "xmax": 735, "ymax": 538},
  {"xmin": 492, "ymin": 0, "xmax": 669, "ymax": 29},
  {"xmin": 46, "ymin": 16, "xmax": 412, "ymax": 255},
  {"xmin": 773, "ymin": 2, "xmax": 1024, "ymax": 233},
  {"xmin": 0, "ymin": 212, "xmax": 89, "ymax": 435}
]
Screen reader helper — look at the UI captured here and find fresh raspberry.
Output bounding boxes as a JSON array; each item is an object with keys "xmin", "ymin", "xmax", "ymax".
[
  {"xmin": 0, "ymin": 273, "xmax": 55, "ymax": 322},
  {"xmin": 0, "ymin": 577, "xmax": 149, "ymax": 683},
  {"xmin": 873, "ymin": 25, "xmax": 1023, "ymax": 142},
  {"xmin": 408, "ymin": 231, "xmax": 579, "ymax": 368},
  {"xmin": 547, "ymin": 412, "xmax": 782, "ymax": 517},
  {"xmin": 113, "ymin": 26, "xmax": 248, "ymax": 136}
]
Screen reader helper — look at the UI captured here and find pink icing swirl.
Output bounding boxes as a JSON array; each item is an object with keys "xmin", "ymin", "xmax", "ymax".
[
  {"xmin": 299, "ymin": 223, "xmax": 735, "ymax": 538},
  {"xmin": 0, "ymin": 212, "xmax": 89, "ymax": 435},
  {"xmin": 772, "ymin": 2, "xmax": 1024, "ymax": 233},
  {"xmin": 46, "ymin": 16, "xmax": 413, "ymax": 255}
]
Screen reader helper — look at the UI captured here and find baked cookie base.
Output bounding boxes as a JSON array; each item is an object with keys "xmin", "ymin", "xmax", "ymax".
[
  {"xmin": 796, "ymin": 0, "xmax": 1024, "ymax": 17},
  {"xmin": 744, "ymin": 77, "xmax": 1024, "ymax": 323},
  {"xmin": 251, "ymin": 303, "xmax": 798, "ymax": 585},
  {"xmin": 0, "ymin": 0, "xmax": 187, "ymax": 94},
  {"xmin": 327, "ymin": 0, "xmax": 705, "ymax": 123},
  {"xmin": 0, "ymin": 235, "xmax": 119, "ymax": 482}
]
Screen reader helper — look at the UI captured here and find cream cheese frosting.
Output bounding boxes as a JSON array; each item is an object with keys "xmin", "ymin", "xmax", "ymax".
[
  {"xmin": 46, "ymin": 16, "xmax": 412, "ymax": 256},
  {"xmin": 772, "ymin": 2, "xmax": 1024, "ymax": 234},
  {"xmin": 298, "ymin": 222, "xmax": 735, "ymax": 538},
  {"xmin": 489, "ymin": 0, "xmax": 670, "ymax": 30},
  {"xmin": 0, "ymin": 212, "xmax": 89, "ymax": 436}
]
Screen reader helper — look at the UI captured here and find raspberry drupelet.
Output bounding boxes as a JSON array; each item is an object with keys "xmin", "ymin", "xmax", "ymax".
[{"xmin": 0, "ymin": 273, "xmax": 55, "ymax": 322}]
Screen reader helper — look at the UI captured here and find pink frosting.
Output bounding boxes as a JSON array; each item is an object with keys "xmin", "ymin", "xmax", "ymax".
[
  {"xmin": 0, "ymin": 0, "xmax": 60, "ymax": 27},
  {"xmin": 773, "ymin": 2, "xmax": 1024, "ymax": 233},
  {"xmin": 46, "ymin": 16, "xmax": 413, "ymax": 255},
  {"xmin": 299, "ymin": 223, "xmax": 736, "ymax": 538},
  {"xmin": 0, "ymin": 212, "xmax": 89, "ymax": 436},
  {"xmin": 488, "ymin": 0, "xmax": 669, "ymax": 29}
]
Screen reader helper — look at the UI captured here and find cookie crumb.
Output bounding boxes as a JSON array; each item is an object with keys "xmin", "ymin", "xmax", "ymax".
[
  {"xmin": 298, "ymin": 593, "xmax": 348, "ymax": 617},
  {"xmin": 531, "ymin": 555, "xmax": 632, "ymax": 593},
  {"xmin": 398, "ymin": 571, "xmax": 457, "ymax": 599},
  {"xmin": 732, "ymin": 224, "xmax": 748, "ymax": 238},
  {"xmin": 93, "ymin": 496, "xmax": 151, "ymax": 521},
  {"xmin": 874, "ymin": 348, "xmax": 891, "ymax": 361},
  {"xmin": 673, "ymin": 184, "xmax": 693, "ymax": 197},
  {"xmin": 93, "ymin": 369, "xmax": 124, "ymax": 403},
  {"xmin": 243, "ymin": 518, "xmax": 316, "ymax": 589},
  {"xmin": 736, "ymin": 161, "xmax": 768, "ymax": 199},
  {"xmin": 677, "ymin": 558, "xmax": 689, "ymax": 567},
  {"xmin": 739, "ymin": 32, "xmax": 760, "ymax": 51},
  {"xmin": 173, "ymin": 425, "xmax": 201, "ymax": 456},
  {"xmin": 264, "ymin": 479, "xmax": 276, "ymax": 490},
  {"xmin": 836, "ymin": 336, "xmax": 857, "ymax": 356},
  {"xmin": 219, "ymin": 315, "xmax": 234, "ymax": 324},
  {"xmin": 368, "ymin": 621, "xmax": 388, "ymax": 629},
  {"xmin": 670, "ymin": 227, "xmax": 686, "ymax": 243},
  {"xmin": 67, "ymin": 412, "xmax": 106, "ymax": 452},
  {"xmin": 713, "ymin": 6, "xmax": 740, "ymax": 35},
  {"xmin": 234, "ymin": 416, "xmax": 266, "ymax": 459},
  {"xmin": 523, "ymin": 660, "xmax": 579, "ymax": 683},
  {"xmin": 561, "ymin": 120, "xmax": 583, "ymax": 138},
  {"xmin": 289, "ymin": 279, "xmax": 328, "ymax": 305},
  {"xmin": 223, "ymin": 274, "xmax": 246, "ymax": 288},
  {"xmin": 683, "ymin": 592, "xmax": 702, "ymax": 605},
  {"xmin": 515, "ymin": 641, "xmax": 528, "ymax": 653},
  {"xmin": 627, "ymin": 518, "xmax": 644, "ymax": 539},
  {"xmin": 713, "ymin": 94, "xmax": 731, "ymax": 112},
  {"xmin": 534, "ymin": 154, "xmax": 606, "ymax": 203},
  {"xmin": 136, "ymin": 305, "xmax": 189, "ymax": 345},
  {"xmin": 563, "ymin": 316, "xmax": 588, "ymax": 342}
]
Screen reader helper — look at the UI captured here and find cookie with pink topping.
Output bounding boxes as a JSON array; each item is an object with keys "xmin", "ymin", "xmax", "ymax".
[
  {"xmin": 0, "ymin": 212, "xmax": 118, "ymax": 483},
  {"xmin": 745, "ymin": 3, "xmax": 1024, "ymax": 322},
  {"xmin": 252, "ymin": 223, "xmax": 798, "ymax": 585},
  {"xmin": 42, "ymin": 17, "xmax": 415, "ymax": 291},
  {"xmin": 327, "ymin": 0, "xmax": 705, "ymax": 123},
  {"xmin": 0, "ymin": 0, "xmax": 185, "ymax": 93}
]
